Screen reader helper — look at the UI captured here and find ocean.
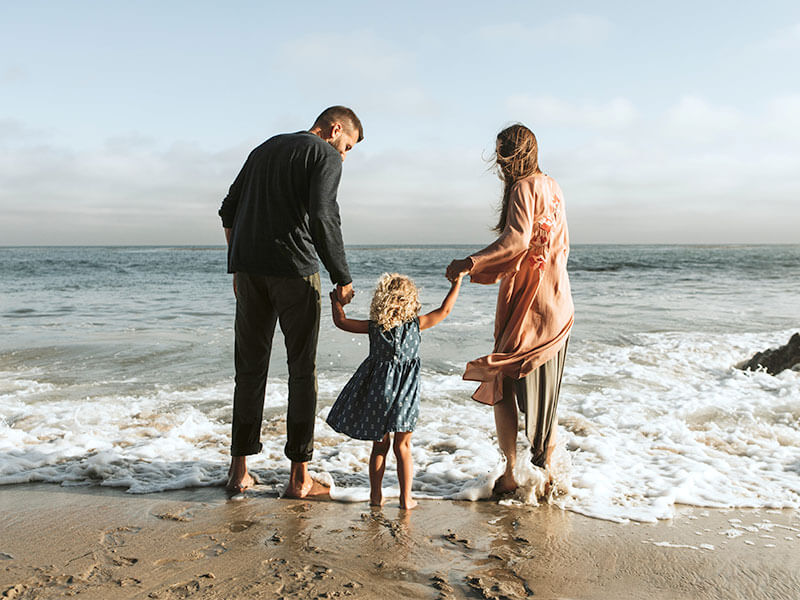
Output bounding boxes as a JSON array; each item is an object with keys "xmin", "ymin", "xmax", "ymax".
[{"xmin": 1, "ymin": 245, "xmax": 798, "ymax": 522}]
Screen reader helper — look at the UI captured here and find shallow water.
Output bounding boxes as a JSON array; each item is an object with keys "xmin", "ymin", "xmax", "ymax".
[{"xmin": 1, "ymin": 245, "xmax": 798, "ymax": 521}]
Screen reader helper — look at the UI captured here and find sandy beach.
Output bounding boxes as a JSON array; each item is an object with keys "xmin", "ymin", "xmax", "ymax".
[{"xmin": 1, "ymin": 484, "xmax": 798, "ymax": 600}]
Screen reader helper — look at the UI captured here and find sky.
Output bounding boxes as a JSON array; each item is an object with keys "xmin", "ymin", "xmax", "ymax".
[{"xmin": 1, "ymin": 1, "xmax": 799, "ymax": 245}]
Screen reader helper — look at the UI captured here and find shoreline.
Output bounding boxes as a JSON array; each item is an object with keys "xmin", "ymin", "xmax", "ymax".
[{"xmin": 2, "ymin": 484, "xmax": 799, "ymax": 599}]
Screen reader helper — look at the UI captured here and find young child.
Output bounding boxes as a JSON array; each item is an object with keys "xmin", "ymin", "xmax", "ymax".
[{"xmin": 326, "ymin": 272, "xmax": 463, "ymax": 509}]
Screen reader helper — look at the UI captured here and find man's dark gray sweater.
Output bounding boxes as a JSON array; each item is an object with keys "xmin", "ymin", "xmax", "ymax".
[{"xmin": 218, "ymin": 131, "xmax": 351, "ymax": 285}]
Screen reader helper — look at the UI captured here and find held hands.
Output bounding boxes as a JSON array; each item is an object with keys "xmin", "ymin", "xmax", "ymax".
[
  {"xmin": 446, "ymin": 258, "xmax": 472, "ymax": 282},
  {"xmin": 335, "ymin": 282, "xmax": 355, "ymax": 305},
  {"xmin": 329, "ymin": 289, "xmax": 344, "ymax": 316}
]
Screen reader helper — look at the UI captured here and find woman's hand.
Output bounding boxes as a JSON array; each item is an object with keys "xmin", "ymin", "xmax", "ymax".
[{"xmin": 446, "ymin": 258, "xmax": 472, "ymax": 282}]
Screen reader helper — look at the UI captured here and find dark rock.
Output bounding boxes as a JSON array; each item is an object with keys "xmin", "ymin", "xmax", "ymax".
[{"xmin": 739, "ymin": 333, "xmax": 800, "ymax": 375}]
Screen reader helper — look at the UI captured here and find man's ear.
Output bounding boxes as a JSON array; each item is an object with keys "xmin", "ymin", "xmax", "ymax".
[{"xmin": 329, "ymin": 122, "xmax": 342, "ymax": 139}]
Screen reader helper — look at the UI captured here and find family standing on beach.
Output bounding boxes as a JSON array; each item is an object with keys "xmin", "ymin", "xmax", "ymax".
[{"xmin": 218, "ymin": 106, "xmax": 574, "ymax": 508}]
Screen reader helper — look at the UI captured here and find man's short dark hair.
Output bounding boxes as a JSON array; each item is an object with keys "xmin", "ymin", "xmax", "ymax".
[{"xmin": 313, "ymin": 106, "xmax": 364, "ymax": 142}]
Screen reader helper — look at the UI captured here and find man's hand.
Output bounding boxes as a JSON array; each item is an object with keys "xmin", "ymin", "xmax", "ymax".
[
  {"xmin": 233, "ymin": 273, "xmax": 238, "ymax": 297},
  {"xmin": 446, "ymin": 258, "xmax": 472, "ymax": 282},
  {"xmin": 335, "ymin": 282, "xmax": 354, "ymax": 305}
]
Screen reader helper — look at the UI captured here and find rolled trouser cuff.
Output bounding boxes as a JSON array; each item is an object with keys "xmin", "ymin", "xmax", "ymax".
[
  {"xmin": 284, "ymin": 446, "xmax": 314, "ymax": 463},
  {"xmin": 230, "ymin": 442, "xmax": 263, "ymax": 457}
]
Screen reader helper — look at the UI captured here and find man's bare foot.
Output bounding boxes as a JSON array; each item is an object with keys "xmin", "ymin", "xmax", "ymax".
[
  {"xmin": 226, "ymin": 456, "xmax": 256, "ymax": 493},
  {"xmin": 226, "ymin": 470, "xmax": 256, "ymax": 493},
  {"xmin": 399, "ymin": 498, "xmax": 418, "ymax": 510},
  {"xmin": 369, "ymin": 491, "xmax": 385, "ymax": 507},
  {"xmin": 284, "ymin": 477, "xmax": 330, "ymax": 499},
  {"xmin": 492, "ymin": 473, "xmax": 518, "ymax": 497}
]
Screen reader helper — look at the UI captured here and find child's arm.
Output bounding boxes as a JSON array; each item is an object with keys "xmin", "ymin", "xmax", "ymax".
[
  {"xmin": 418, "ymin": 274, "xmax": 463, "ymax": 330},
  {"xmin": 330, "ymin": 291, "xmax": 370, "ymax": 334}
]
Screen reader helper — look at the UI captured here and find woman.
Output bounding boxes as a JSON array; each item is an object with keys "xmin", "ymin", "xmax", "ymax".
[{"xmin": 446, "ymin": 124, "xmax": 573, "ymax": 495}]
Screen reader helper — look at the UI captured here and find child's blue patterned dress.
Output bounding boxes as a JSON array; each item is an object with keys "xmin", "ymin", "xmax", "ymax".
[{"xmin": 326, "ymin": 318, "xmax": 421, "ymax": 441}]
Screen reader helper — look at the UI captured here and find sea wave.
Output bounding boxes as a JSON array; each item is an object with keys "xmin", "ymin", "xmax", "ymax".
[{"xmin": 2, "ymin": 329, "xmax": 799, "ymax": 522}]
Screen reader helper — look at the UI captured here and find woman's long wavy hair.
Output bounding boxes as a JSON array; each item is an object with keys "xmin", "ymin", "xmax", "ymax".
[
  {"xmin": 369, "ymin": 273, "xmax": 421, "ymax": 332},
  {"xmin": 492, "ymin": 124, "xmax": 541, "ymax": 233}
]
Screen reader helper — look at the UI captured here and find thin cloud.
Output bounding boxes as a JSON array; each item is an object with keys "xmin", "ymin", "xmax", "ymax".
[
  {"xmin": 276, "ymin": 31, "xmax": 438, "ymax": 119},
  {"xmin": 664, "ymin": 96, "xmax": 743, "ymax": 142},
  {"xmin": 764, "ymin": 94, "xmax": 800, "ymax": 140},
  {"xmin": 514, "ymin": 93, "xmax": 800, "ymax": 243},
  {"xmin": 0, "ymin": 66, "xmax": 26, "ymax": 84},
  {"xmin": 506, "ymin": 95, "xmax": 638, "ymax": 129},
  {"xmin": 0, "ymin": 125, "xmax": 248, "ymax": 245},
  {"xmin": 481, "ymin": 14, "xmax": 613, "ymax": 46},
  {"xmin": 2, "ymin": 87, "xmax": 799, "ymax": 246},
  {"xmin": 762, "ymin": 22, "xmax": 800, "ymax": 50},
  {"xmin": 279, "ymin": 31, "xmax": 412, "ymax": 84},
  {"xmin": 0, "ymin": 118, "xmax": 49, "ymax": 144}
]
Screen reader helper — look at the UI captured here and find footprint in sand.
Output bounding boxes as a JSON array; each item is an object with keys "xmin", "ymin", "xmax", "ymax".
[
  {"xmin": 153, "ymin": 509, "xmax": 193, "ymax": 522},
  {"xmin": 466, "ymin": 573, "xmax": 532, "ymax": 600},
  {"xmin": 163, "ymin": 579, "xmax": 201, "ymax": 598},
  {"xmin": 97, "ymin": 526, "xmax": 143, "ymax": 575},
  {"xmin": 360, "ymin": 511, "xmax": 409, "ymax": 541},
  {"xmin": 431, "ymin": 573, "xmax": 455, "ymax": 594},
  {"xmin": 443, "ymin": 531, "xmax": 473, "ymax": 549},
  {"xmin": 102, "ymin": 526, "xmax": 142, "ymax": 549},
  {"xmin": 2, "ymin": 584, "xmax": 25, "ymax": 599},
  {"xmin": 228, "ymin": 520, "xmax": 255, "ymax": 532},
  {"xmin": 155, "ymin": 533, "xmax": 228, "ymax": 565},
  {"xmin": 268, "ymin": 531, "xmax": 285, "ymax": 544}
]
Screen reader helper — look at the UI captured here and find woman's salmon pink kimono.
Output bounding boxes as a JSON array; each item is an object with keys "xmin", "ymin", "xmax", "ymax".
[{"xmin": 464, "ymin": 173, "xmax": 574, "ymax": 405}]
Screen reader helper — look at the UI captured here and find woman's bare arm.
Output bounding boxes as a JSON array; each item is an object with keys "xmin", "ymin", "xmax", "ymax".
[
  {"xmin": 418, "ymin": 275, "xmax": 463, "ymax": 330},
  {"xmin": 330, "ymin": 291, "xmax": 369, "ymax": 334}
]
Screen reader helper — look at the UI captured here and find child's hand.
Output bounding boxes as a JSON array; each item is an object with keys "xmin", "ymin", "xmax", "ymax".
[
  {"xmin": 446, "ymin": 258, "xmax": 472, "ymax": 282},
  {"xmin": 329, "ymin": 290, "xmax": 341, "ymax": 305},
  {"xmin": 449, "ymin": 271, "xmax": 465, "ymax": 288}
]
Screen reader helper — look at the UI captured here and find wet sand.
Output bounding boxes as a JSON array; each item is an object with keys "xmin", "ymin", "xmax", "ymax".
[{"xmin": 1, "ymin": 483, "xmax": 799, "ymax": 600}]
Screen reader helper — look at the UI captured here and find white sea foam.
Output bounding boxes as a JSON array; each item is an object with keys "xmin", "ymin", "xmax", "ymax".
[{"xmin": 1, "ymin": 329, "xmax": 799, "ymax": 522}]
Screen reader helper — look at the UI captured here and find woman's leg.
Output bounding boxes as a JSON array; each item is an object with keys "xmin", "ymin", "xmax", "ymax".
[
  {"xmin": 545, "ymin": 429, "xmax": 558, "ymax": 468},
  {"xmin": 392, "ymin": 432, "xmax": 417, "ymax": 509},
  {"xmin": 369, "ymin": 434, "xmax": 391, "ymax": 506},
  {"xmin": 493, "ymin": 378, "xmax": 519, "ymax": 494}
]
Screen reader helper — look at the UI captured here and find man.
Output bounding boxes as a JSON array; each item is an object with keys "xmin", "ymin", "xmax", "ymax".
[{"xmin": 218, "ymin": 106, "xmax": 362, "ymax": 496}]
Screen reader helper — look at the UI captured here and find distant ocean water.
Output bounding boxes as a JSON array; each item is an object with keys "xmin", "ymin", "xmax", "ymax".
[{"xmin": 1, "ymin": 245, "xmax": 799, "ymax": 522}]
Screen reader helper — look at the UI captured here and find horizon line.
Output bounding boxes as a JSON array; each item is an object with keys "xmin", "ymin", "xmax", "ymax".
[{"xmin": 2, "ymin": 242, "xmax": 800, "ymax": 249}]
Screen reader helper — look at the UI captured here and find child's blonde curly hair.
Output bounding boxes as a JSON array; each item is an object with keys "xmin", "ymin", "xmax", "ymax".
[{"xmin": 369, "ymin": 273, "xmax": 421, "ymax": 332}]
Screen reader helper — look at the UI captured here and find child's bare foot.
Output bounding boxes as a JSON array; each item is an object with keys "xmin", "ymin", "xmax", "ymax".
[
  {"xmin": 369, "ymin": 491, "xmax": 385, "ymax": 506},
  {"xmin": 492, "ymin": 473, "xmax": 518, "ymax": 497},
  {"xmin": 399, "ymin": 498, "xmax": 417, "ymax": 510}
]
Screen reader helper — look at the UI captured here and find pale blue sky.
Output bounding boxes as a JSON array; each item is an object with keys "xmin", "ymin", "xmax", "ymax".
[{"xmin": 2, "ymin": 1, "xmax": 799, "ymax": 244}]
